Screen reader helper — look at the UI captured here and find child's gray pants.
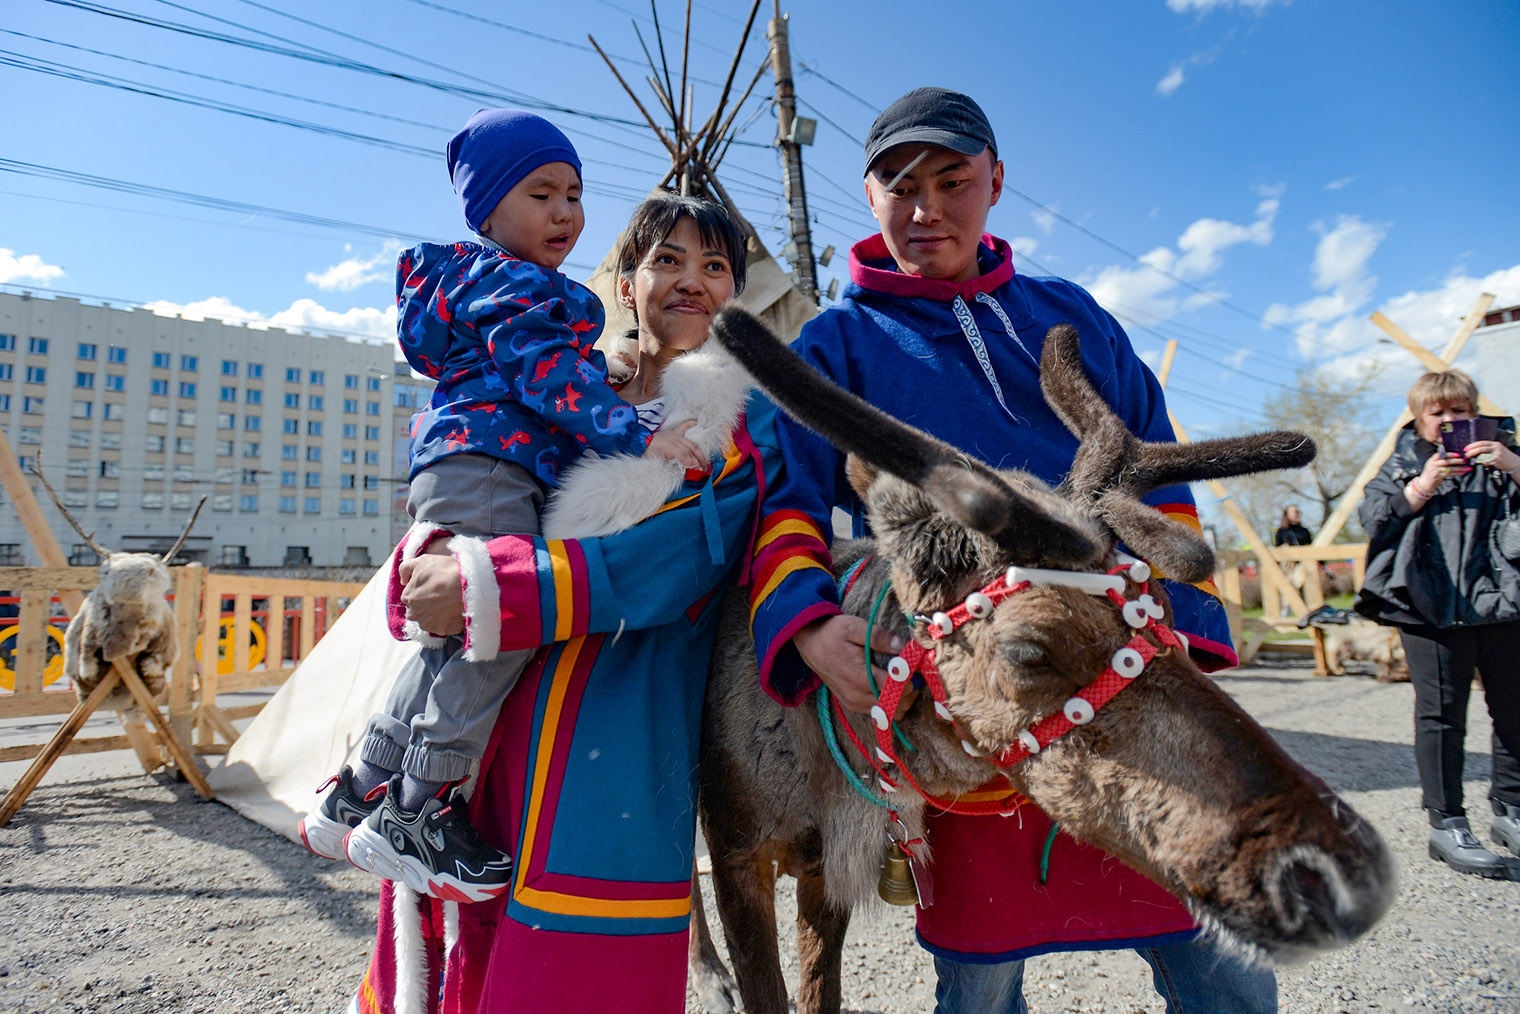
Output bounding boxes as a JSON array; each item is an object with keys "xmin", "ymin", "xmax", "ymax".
[{"xmin": 360, "ymin": 454, "xmax": 543, "ymax": 783}]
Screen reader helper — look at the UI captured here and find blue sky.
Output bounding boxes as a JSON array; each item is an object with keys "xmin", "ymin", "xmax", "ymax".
[{"xmin": 5, "ymin": 0, "xmax": 1519, "ymax": 440}]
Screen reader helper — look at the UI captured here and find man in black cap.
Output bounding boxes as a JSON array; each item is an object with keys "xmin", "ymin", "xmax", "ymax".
[{"xmin": 747, "ymin": 86, "xmax": 1277, "ymax": 1013}]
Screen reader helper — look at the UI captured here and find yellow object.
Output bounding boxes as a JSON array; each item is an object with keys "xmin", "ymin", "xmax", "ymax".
[{"xmin": 0, "ymin": 623, "xmax": 67, "ymax": 692}]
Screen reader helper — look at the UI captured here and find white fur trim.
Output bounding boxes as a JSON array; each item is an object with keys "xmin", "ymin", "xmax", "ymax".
[
  {"xmin": 452, "ymin": 536, "xmax": 501, "ymax": 661},
  {"xmin": 443, "ymin": 901, "xmax": 460, "ymax": 968},
  {"xmin": 391, "ymin": 884, "xmax": 429, "ymax": 1014}
]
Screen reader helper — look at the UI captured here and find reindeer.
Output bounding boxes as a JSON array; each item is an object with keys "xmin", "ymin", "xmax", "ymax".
[
  {"xmin": 688, "ymin": 309, "xmax": 1397, "ymax": 1014},
  {"xmin": 31, "ymin": 465, "xmax": 204, "ymax": 718}
]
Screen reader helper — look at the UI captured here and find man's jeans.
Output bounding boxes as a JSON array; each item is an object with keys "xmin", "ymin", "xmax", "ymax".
[{"xmin": 934, "ymin": 934, "xmax": 1277, "ymax": 1014}]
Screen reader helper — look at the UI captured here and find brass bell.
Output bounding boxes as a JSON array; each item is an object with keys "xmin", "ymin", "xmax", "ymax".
[{"xmin": 877, "ymin": 841, "xmax": 919, "ymax": 906}]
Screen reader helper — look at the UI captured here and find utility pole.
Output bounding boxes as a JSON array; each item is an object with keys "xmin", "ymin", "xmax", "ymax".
[{"xmin": 767, "ymin": 3, "xmax": 818, "ymax": 303}]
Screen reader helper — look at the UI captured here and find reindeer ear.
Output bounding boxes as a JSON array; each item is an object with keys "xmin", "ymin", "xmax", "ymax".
[
  {"xmin": 1096, "ymin": 493, "xmax": 1215, "ymax": 584},
  {"xmin": 844, "ymin": 454, "xmax": 878, "ymax": 499}
]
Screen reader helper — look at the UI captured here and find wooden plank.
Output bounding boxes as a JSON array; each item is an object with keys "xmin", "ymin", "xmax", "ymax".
[
  {"xmin": 232, "ymin": 593, "xmax": 252, "ymax": 675},
  {"xmin": 1270, "ymin": 544, "xmax": 1367, "ymax": 562},
  {"xmin": 0, "ymin": 693, "xmax": 82, "ymax": 720},
  {"xmin": 1156, "ymin": 339, "xmax": 1178, "ymax": 388},
  {"xmin": 197, "ymin": 577, "xmax": 223, "ymax": 749},
  {"xmin": 0, "ymin": 567, "xmax": 101, "ymax": 590},
  {"xmin": 1439, "ymin": 292, "xmax": 1497, "ymax": 362},
  {"xmin": 1371, "ymin": 312, "xmax": 1449, "ymax": 373},
  {"xmin": 197, "ymin": 702, "xmax": 241, "ymax": 748},
  {"xmin": 113, "ymin": 659, "xmax": 212, "ymax": 799},
  {"xmin": 0, "ymin": 668, "xmax": 123, "ymax": 826},
  {"xmin": 168, "ymin": 565, "xmax": 203, "ymax": 750},
  {"xmin": 121, "ymin": 718, "xmax": 163, "ymax": 773},
  {"xmin": 0, "ymin": 428, "xmax": 69, "ymax": 570},
  {"xmin": 14, "ymin": 591, "xmax": 49, "ymax": 697},
  {"xmin": 265, "ymin": 594, "xmax": 286, "ymax": 672},
  {"xmin": 1217, "ymin": 554, "xmax": 1244, "ymax": 651},
  {"xmin": 300, "ymin": 597, "xmax": 316, "ymax": 657},
  {"xmin": 202, "ymin": 574, "xmax": 365, "ymax": 598},
  {"xmin": 216, "ymin": 669, "xmax": 297, "ymax": 694},
  {"xmin": 217, "ymin": 703, "xmax": 266, "ymax": 721},
  {"xmin": 0, "ymin": 734, "xmax": 135, "ymax": 764}
]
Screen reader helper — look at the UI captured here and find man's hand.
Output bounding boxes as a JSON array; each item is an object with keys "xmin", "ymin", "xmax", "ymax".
[
  {"xmin": 792, "ymin": 613, "xmax": 905, "ymax": 714},
  {"xmin": 399, "ymin": 551, "xmax": 466, "ymax": 636}
]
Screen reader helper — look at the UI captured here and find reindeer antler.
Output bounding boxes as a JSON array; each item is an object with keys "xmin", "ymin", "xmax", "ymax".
[
  {"xmin": 1038, "ymin": 324, "xmax": 1316, "ymax": 582},
  {"xmin": 28, "ymin": 459, "xmax": 113, "ymax": 560},
  {"xmin": 710, "ymin": 308, "xmax": 1105, "ymax": 567},
  {"xmin": 161, "ymin": 495, "xmax": 208, "ymax": 563}
]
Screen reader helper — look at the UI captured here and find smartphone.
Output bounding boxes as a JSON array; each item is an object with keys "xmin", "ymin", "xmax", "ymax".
[{"xmin": 1439, "ymin": 417, "xmax": 1498, "ymax": 455}]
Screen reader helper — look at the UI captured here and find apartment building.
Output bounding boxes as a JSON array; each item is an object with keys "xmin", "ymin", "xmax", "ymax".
[{"xmin": 0, "ymin": 290, "xmax": 432, "ymax": 568}]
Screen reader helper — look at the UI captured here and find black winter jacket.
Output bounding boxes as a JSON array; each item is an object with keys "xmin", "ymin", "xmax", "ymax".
[{"xmin": 1355, "ymin": 416, "xmax": 1520, "ymax": 629}]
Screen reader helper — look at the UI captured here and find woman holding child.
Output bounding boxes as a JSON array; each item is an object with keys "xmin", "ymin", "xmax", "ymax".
[
  {"xmin": 353, "ymin": 187, "xmax": 777, "ymax": 1013},
  {"xmin": 1356, "ymin": 368, "xmax": 1520, "ymax": 878}
]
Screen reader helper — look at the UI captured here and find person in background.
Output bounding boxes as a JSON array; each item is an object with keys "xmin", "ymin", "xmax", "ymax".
[
  {"xmin": 1356, "ymin": 368, "xmax": 1520, "ymax": 878},
  {"xmin": 1273, "ymin": 504, "xmax": 1312, "ymax": 546}
]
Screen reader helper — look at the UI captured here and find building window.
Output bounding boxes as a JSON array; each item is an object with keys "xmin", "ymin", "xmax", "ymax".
[
  {"xmin": 143, "ymin": 463, "xmax": 165, "ymax": 480},
  {"xmin": 108, "ymin": 346, "xmax": 126, "ymax": 364},
  {"xmin": 97, "ymin": 490, "xmax": 119, "ymax": 508},
  {"xmin": 363, "ymin": 499, "xmax": 378, "ymax": 516},
  {"xmin": 25, "ymin": 367, "xmax": 46, "ymax": 384},
  {"xmin": 279, "ymin": 444, "xmax": 297, "ymax": 461},
  {"xmin": 244, "ymin": 416, "xmax": 262, "ymax": 432},
  {"xmin": 0, "ymin": 543, "xmax": 22, "ymax": 564},
  {"xmin": 0, "ymin": 334, "xmax": 14, "ymax": 351},
  {"xmin": 308, "ymin": 395, "xmax": 324, "ymax": 411},
  {"xmin": 100, "ymin": 402, "xmax": 121, "ymax": 421},
  {"xmin": 343, "ymin": 398, "xmax": 358, "ymax": 414},
  {"xmin": 245, "ymin": 388, "xmax": 263, "ymax": 405},
  {"xmin": 214, "ymin": 466, "xmax": 234, "ymax": 483},
  {"xmin": 279, "ymin": 496, "xmax": 296, "ymax": 514},
  {"xmin": 304, "ymin": 471, "xmax": 320, "ymax": 488},
  {"xmin": 152, "ymin": 351, "xmax": 170, "ymax": 369},
  {"xmin": 342, "ymin": 374, "xmax": 357, "ymax": 390},
  {"xmin": 307, "ymin": 421, "xmax": 323, "ymax": 436},
  {"xmin": 221, "ymin": 360, "xmax": 238, "ymax": 376},
  {"xmin": 17, "ymin": 427, "xmax": 41, "ymax": 444},
  {"xmin": 340, "ymin": 448, "xmax": 356, "ymax": 464},
  {"xmin": 340, "ymin": 474, "xmax": 356, "ymax": 489},
  {"xmin": 239, "ymin": 495, "xmax": 259, "ymax": 512},
  {"xmin": 364, "ymin": 450, "xmax": 379, "ymax": 466},
  {"xmin": 144, "ymin": 434, "xmax": 164, "ymax": 452},
  {"xmin": 177, "ymin": 409, "xmax": 196, "ymax": 426},
  {"xmin": 180, "ymin": 355, "xmax": 198, "ymax": 372},
  {"xmin": 306, "ymin": 447, "xmax": 322, "ymax": 462},
  {"xmin": 142, "ymin": 492, "xmax": 163, "ymax": 509},
  {"xmin": 179, "ymin": 382, "xmax": 197, "ymax": 398},
  {"xmin": 280, "ymin": 471, "xmax": 296, "ymax": 487},
  {"xmin": 282, "ymin": 419, "xmax": 299, "ymax": 434},
  {"xmin": 62, "ymin": 493, "xmax": 89, "ymax": 513},
  {"xmin": 76, "ymin": 372, "xmax": 95, "ymax": 388},
  {"xmin": 217, "ymin": 413, "xmax": 235, "ymax": 429},
  {"xmin": 77, "ymin": 342, "xmax": 96, "ymax": 360},
  {"xmin": 283, "ymin": 545, "xmax": 311, "ymax": 565},
  {"xmin": 151, "ymin": 379, "xmax": 169, "ymax": 396},
  {"xmin": 215, "ymin": 440, "xmax": 234, "ymax": 457},
  {"xmin": 303, "ymin": 497, "xmax": 321, "ymax": 513},
  {"xmin": 342, "ymin": 423, "xmax": 358, "ymax": 439},
  {"xmin": 220, "ymin": 544, "xmax": 248, "ymax": 566},
  {"xmin": 0, "ymin": 394, "xmax": 9, "ymax": 411},
  {"xmin": 212, "ymin": 494, "xmax": 233, "ymax": 511},
  {"xmin": 363, "ymin": 475, "xmax": 379, "ymax": 491},
  {"xmin": 309, "ymin": 370, "xmax": 325, "ymax": 384},
  {"xmin": 65, "ymin": 459, "xmax": 89, "ymax": 478},
  {"xmin": 365, "ymin": 425, "xmax": 380, "ymax": 441},
  {"xmin": 23, "ymin": 397, "xmax": 44, "ymax": 414},
  {"xmin": 148, "ymin": 406, "xmax": 169, "ymax": 424},
  {"xmin": 0, "ymin": 364, "xmax": 11, "ymax": 381},
  {"xmin": 366, "ymin": 401, "xmax": 381, "ymax": 416},
  {"xmin": 285, "ymin": 367, "xmax": 301, "ymax": 383},
  {"xmin": 339, "ymin": 498, "xmax": 356, "ymax": 515},
  {"xmin": 242, "ymin": 443, "xmax": 260, "ymax": 458},
  {"xmin": 284, "ymin": 393, "xmax": 300, "ymax": 409},
  {"xmin": 240, "ymin": 468, "xmax": 261, "ymax": 484},
  {"xmin": 173, "ymin": 465, "xmax": 193, "ymax": 482},
  {"xmin": 368, "ymin": 376, "xmax": 382, "ymax": 392},
  {"xmin": 220, "ymin": 386, "xmax": 237, "ymax": 402},
  {"xmin": 247, "ymin": 363, "xmax": 263, "ymax": 379},
  {"xmin": 100, "ymin": 432, "xmax": 121, "ymax": 449},
  {"xmin": 100, "ymin": 461, "xmax": 120, "ymax": 478},
  {"xmin": 175, "ymin": 437, "xmax": 195, "ymax": 454},
  {"xmin": 105, "ymin": 375, "xmax": 125, "ymax": 392},
  {"xmin": 29, "ymin": 337, "xmax": 48, "ymax": 354},
  {"xmin": 171, "ymin": 492, "xmax": 192, "ymax": 510},
  {"xmin": 71, "ymin": 401, "xmax": 92, "ymax": 419}
]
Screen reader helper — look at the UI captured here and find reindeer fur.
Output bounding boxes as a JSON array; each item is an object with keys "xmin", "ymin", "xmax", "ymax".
[
  {"xmin": 690, "ymin": 309, "xmax": 1394, "ymax": 1014},
  {"xmin": 63, "ymin": 553, "xmax": 177, "ymax": 715}
]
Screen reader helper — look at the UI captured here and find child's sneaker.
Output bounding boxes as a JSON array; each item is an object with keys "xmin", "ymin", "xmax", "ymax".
[
  {"xmin": 344, "ymin": 775, "xmax": 513, "ymax": 903},
  {"xmin": 298, "ymin": 765, "xmax": 387, "ymax": 860}
]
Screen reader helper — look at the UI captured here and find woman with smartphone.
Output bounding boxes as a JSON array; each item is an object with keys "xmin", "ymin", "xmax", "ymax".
[{"xmin": 1356, "ymin": 369, "xmax": 1520, "ymax": 878}]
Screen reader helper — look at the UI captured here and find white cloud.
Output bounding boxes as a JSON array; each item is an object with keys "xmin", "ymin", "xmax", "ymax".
[
  {"xmin": 1083, "ymin": 197, "xmax": 1276, "ymax": 326},
  {"xmin": 1007, "ymin": 236, "xmax": 1039, "ymax": 258},
  {"xmin": 1156, "ymin": 64, "xmax": 1187, "ymax": 97},
  {"xmin": 1030, "ymin": 209, "xmax": 1056, "ymax": 235},
  {"xmin": 1167, "ymin": 0, "xmax": 1274, "ymax": 13},
  {"xmin": 0, "ymin": 248, "xmax": 64, "ymax": 284},
  {"xmin": 1265, "ymin": 215, "xmax": 1389, "ymax": 358},
  {"xmin": 1325, "ymin": 175, "xmax": 1358, "ymax": 191},
  {"xmin": 305, "ymin": 240, "xmax": 404, "ymax": 292},
  {"xmin": 142, "ymin": 295, "xmax": 395, "ymax": 342}
]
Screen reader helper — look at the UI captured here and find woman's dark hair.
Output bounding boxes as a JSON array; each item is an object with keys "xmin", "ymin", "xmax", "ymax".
[
  {"xmin": 1280, "ymin": 504, "xmax": 1299, "ymax": 526},
  {"xmin": 615, "ymin": 192, "xmax": 747, "ymax": 296}
]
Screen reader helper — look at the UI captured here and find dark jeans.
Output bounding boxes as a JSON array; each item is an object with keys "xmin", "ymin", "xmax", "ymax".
[{"xmin": 1398, "ymin": 621, "xmax": 1520, "ymax": 818}]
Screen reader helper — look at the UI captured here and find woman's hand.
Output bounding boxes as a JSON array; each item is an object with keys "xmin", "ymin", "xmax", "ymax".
[
  {"xmin": 399, "ymin": 551, "xmax": 466, "ymax": 636},
  {"xmin": 1419, "ymin": 450, "xmax": 1469, "ymax": 490},
  {"xmin": 1465, "ymin": 439, "xmax": 1520, "ymax": 476}
]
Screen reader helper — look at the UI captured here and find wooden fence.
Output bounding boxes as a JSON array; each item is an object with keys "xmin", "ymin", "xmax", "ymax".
[
  {"xmin": 0, "ymin": 564, "xmax": 365, "ymax": 765},
  {"xmin": 1213, "ymin": 543, "xmax": 1369, "ymax": 672}
]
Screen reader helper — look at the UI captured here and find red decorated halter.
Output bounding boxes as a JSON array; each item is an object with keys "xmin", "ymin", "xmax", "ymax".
[{"xmin": 831, "ymin": 554, "xmax": 1190, "ymax": 818}]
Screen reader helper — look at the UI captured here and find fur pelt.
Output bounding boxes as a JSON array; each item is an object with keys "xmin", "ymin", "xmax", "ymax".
[
  {"xmin": 541, "ymin": 340, "xmax": 752, "ymax": 539},
  {"xmin": 1323, "ymin": 617, "xmax": 1408, "ymax": 682},
  {"xmin": 63, "ymin": 553, "xmax": 177, "ymax": 716}
]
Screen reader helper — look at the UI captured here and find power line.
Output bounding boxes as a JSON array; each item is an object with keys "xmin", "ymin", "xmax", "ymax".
[{"xmin": 796, "ymin": 60, "xmax": 881, "ymax": 114}]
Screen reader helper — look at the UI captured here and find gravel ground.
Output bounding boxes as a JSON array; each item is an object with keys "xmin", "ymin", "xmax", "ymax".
[{"xmin": 2, "ymin": 657, "xmax": 1517, "ymax": 1014}]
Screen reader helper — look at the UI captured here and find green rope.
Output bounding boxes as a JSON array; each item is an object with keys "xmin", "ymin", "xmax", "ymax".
[
  {"xmin": 815, "ymin": 684, "xmax": 890, "ymax": 807},
  {"xmin": 864, "ymin": 578, "xmax": 914, "ymax": 754},
  {"xmin": 1039, "ymin": 823, "xmax": 1061, "ymax": 884}
]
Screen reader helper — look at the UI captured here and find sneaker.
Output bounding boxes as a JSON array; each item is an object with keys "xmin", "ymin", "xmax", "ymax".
[
  {"xmin": 1491, "ymin": 802, "xmax": 1520, "ymax": 857},
  {"xmin": 344, "ymin": 775, "xmax": 513, "ymax": 903},
  {"xmin": 1428, "ymin": 817, "xmax": 1509, "ymax": 878},
  {"xmin": 298, "ymin": 765, "xmax": 387, "ymax": 860}
]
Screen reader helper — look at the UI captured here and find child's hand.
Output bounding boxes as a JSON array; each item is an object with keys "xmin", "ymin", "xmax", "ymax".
[
  {"xmin": 646, "ymin": 420, "xmax": 707, "ymax": 470},
  {"xmin": 1464, "ymin": 439, "xmax": 1520, "ymax": 472}
]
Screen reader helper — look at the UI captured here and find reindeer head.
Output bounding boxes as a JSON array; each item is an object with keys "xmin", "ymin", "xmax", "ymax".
[{"xmin": 712, "ymin": 308, "xmax": 1393, "ymax": 963}]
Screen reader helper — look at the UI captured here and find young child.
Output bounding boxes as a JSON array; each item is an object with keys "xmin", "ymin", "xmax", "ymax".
[{"xmin": 298, "ymin": 108, "xmax": 704, "ymax": 902}]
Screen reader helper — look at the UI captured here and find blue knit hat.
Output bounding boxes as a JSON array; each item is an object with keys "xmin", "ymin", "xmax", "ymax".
[{"xmin": 446, "ymin": 109, "xmax": 583, "ymax": 232}]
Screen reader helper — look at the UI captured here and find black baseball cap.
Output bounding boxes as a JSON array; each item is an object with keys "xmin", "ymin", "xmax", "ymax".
[{"xmin": 863, "ymin": 87, "xmax": 998, "ymax": 174}]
